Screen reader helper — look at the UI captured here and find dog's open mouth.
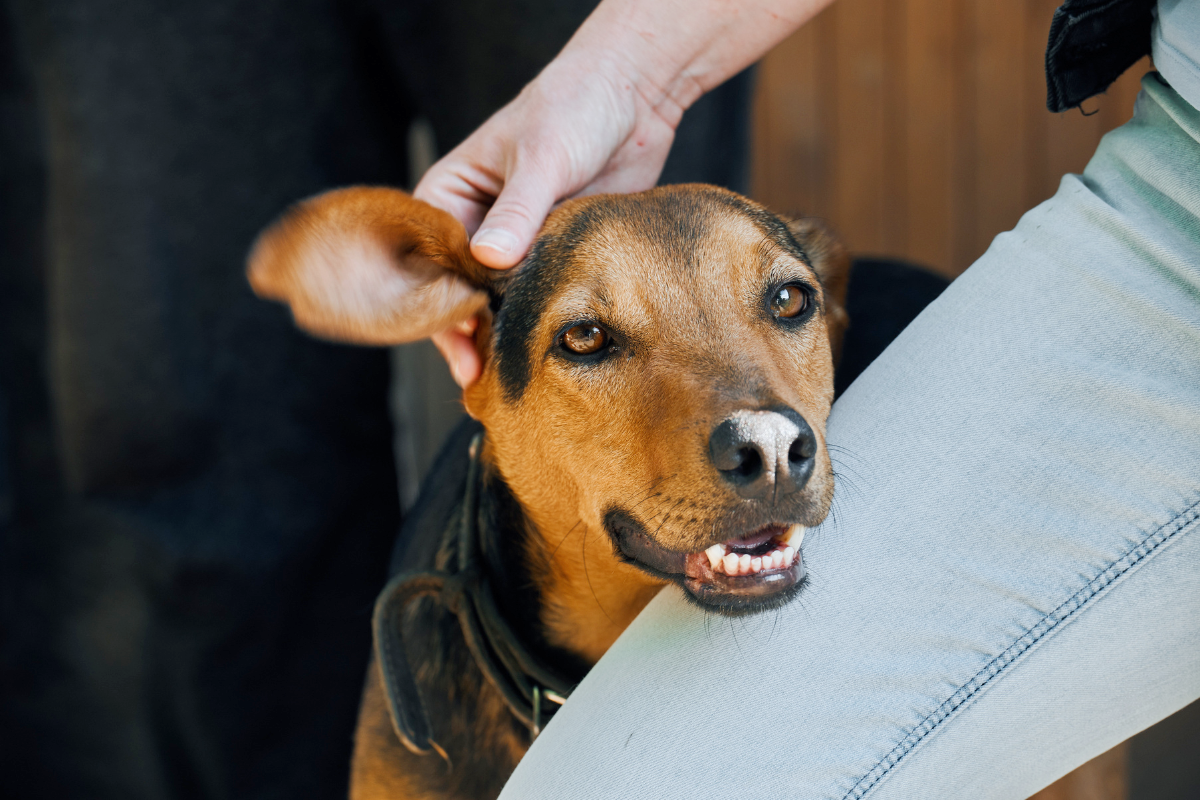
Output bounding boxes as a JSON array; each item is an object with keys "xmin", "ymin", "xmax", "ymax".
[
  {"xmin": 691, "ymin": 524, "xmax": 804, "ymax": 577},
  {"xmin": 681, "ymin": 524, "xmax": 806, "ymax": 611},
  {"xmin": 605, "ymin": 511, "xmax": 807, "ymax": 613}
]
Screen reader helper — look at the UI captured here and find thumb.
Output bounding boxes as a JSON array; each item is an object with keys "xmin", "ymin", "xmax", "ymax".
[{"xmin": 470, "ymin": 167, "xmax": 561, "ymax": 269}]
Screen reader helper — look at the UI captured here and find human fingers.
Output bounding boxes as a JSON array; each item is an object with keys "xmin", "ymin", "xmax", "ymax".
[
  {"xmin": 412, "ymin": 161, "xmax": 498, "ymax": 238},
  {"xmin": 468, "ymin": 154, "xmax": 566, "ymax": 268}
]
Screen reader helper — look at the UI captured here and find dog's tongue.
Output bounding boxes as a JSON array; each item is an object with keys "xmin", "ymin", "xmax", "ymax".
[
  {"xmin": 696, "ymin": 524, "xmax": 806, "ymax": 578},
  {"xmin": 725, "ymin": 527, "xmax": 780, "ymax": 550}
]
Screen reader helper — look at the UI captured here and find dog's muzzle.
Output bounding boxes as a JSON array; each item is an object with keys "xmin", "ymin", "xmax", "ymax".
[{"xmin": 605, "ymin": 510, "xmax": 808, "ymax": 614}]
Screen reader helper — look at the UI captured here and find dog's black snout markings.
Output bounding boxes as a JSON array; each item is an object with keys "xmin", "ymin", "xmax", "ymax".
[{"xmin": 709, "ymin": 408, "xmax": 816, "ymax": 501}]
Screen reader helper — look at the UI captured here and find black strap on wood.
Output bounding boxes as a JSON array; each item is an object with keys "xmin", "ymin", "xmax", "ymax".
[{"xmin": 372, "ymin": 433, "xmax": 576, "ymax": 758}]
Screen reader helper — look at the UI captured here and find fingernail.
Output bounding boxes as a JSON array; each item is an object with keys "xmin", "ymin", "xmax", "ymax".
[{"xmin": 472, "ymin": 228, "xmax": 518, "ymax": 257}]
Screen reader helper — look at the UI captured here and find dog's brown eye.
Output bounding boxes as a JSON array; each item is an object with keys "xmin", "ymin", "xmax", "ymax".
[
  {"xmin": 770, "ymin": 284, "xmax": 809, "ymax": 319},
  {"xmin": 561, "ymin": 324, "xmax": 608, "ymax": 355}
]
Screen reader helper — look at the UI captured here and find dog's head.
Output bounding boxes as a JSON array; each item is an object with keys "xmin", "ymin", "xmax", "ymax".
[{"xmin": 249, "ymin": 184, "xmax": 848, "ymax": 633}]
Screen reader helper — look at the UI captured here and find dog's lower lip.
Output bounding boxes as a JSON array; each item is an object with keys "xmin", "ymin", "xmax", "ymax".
[{"xmin": 606, "ymin": 511, "xmax": 808, "ymax": 610}]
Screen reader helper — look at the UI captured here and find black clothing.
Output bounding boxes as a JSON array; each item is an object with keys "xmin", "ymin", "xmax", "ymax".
[
  {"xmin": 0, "ymin": 1, "xmax": 750, "ymax": 798},
  {"xmin": 1045, "ymin": 0, "xmax": 1157, "ymax": 111}
]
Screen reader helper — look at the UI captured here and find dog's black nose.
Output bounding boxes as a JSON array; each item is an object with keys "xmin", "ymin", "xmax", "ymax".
[{"xmin": 709, "ymin": 408, "xmax": 817, "ymax": 501}]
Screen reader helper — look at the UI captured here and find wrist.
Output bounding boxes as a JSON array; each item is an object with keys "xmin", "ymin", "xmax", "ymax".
[
  {"xmin": 552, "ymin": 0, "xmax": 828, "ymax": 126},
  {"xmin": 551, "ymin": 4, "xmax": 705, "ymax": 131}
]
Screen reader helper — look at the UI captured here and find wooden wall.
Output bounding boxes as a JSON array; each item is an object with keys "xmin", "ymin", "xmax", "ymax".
[{"xmin": 749, "ymin": 0, "xmax": 1153, "ymax": 279}]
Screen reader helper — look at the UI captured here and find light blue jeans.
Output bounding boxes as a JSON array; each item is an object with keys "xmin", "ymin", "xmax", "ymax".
[{"xmin": 500, "ymin": 74, "xmax": 1200, "ymax": 799}]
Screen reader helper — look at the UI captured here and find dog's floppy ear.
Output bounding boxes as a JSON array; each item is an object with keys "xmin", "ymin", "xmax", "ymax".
[
  {"xmin": 786, "ymin": 217, "xmax": 851, "ymax": 364},
  {"xmin": 247, "ymin": 186, "xmax": 491, "ymax": 346}
]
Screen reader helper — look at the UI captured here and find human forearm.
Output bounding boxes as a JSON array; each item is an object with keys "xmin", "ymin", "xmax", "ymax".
[{"xmin": 555, "ymin": 0, "xmax": 833, "ymax": 126}]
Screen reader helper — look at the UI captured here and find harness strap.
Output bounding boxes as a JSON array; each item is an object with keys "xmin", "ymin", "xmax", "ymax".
[{"xmin": 371, "ymin": 433, "xmax": 575, "ymax": 758}]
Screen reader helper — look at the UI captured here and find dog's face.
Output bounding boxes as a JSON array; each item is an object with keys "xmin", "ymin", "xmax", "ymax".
[
  {"xmin": 248, "ymin": 184, "xmax": 849, "ymax": 639},
  {"xmin": 466, "ymin": 187, "xmax": 848, "ymax": 617}
]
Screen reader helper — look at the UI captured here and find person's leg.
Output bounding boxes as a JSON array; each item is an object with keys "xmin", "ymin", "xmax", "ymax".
[
  {"xmin": 1, "ymin": 1, "xmax": 410, "ymax": 797},
  {"xmin": 499, "ymin": 73, "xmax": 1200, "ymax": 800}
]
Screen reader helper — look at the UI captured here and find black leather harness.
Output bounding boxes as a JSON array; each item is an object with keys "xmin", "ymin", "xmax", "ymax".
[{"xmin": 371, "ymin": 433, "xmax": 576, "ymax": 760}]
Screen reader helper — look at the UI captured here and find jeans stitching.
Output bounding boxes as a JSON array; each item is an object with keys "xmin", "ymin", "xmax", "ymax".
[{"xmin": 842, "ymin": 494, "xmax": 1200, "ymax": 800}]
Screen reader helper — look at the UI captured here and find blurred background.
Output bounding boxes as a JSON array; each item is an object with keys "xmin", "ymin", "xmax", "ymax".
[{"xmin": 751, "ymin": 0, "xmax": 1150, "ymax": 279}]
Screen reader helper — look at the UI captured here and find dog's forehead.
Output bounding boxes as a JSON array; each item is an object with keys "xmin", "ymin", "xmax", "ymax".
[{"xmin": 492, "ymin": 186, "xmax": 811, "ymax": 403}]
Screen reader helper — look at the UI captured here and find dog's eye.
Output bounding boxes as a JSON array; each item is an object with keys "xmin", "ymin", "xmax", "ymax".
[
  {"xmin": 561, "ymin": 324, "xmax": 609, "ymax": 355},
  {"xmin": 770, "ymin": 284, "xmax": 810, "ymax": 319}
]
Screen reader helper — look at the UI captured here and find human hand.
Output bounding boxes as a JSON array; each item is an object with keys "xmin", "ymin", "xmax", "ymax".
[
  {"xmin": 416, "ymin": 49, "xmax": 683, "ymax": 386},
  {"xmin": 415, "ymin": 0, "xmax": 828, "ymax": 387}
]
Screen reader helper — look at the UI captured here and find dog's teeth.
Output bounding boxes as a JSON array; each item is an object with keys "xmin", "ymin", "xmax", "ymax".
[
  {"xmin": 705, "ymin": 543, "xmax": 727, "ymax": 570},
  {"xmin": 712, "ymin": 540, "xmax": 799, "ymax": 576},
  {"xmin": 786, "ymin": 524, "xmax": 806, "ymax": 549}
]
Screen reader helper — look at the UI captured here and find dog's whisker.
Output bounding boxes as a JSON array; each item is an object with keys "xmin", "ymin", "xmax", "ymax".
[
  {"xmin": 826, "ymin": 443, "xmax": 868, "ymax": 467},
  {"xmin": 638, "ymin": 476, "xmax": 677, "ymax": 507},
  {"xmin": 829, "ymin": 461, "xmax": 868, "ymax": 494},
  {"xmin": 549, "ymin": 518, "xmax": 584, "ymax": 559},
  {"xmin": 633, "ymin": 491, "xmax": 672, "ymax": 515},
  {"xmin": 830, "ymin": 468, "xmax": 866, "ymax": 509},
  {"xmin": 728, "ymin": 616, "xmax": 744, "ymax": 660},
  {"xmin": 651, "ymin": 498, "xmax": 689, "ymax": 537},
  {"xmin": 580, "ymin": 516, "xmax": 617, "ymax": 627},
  {"xmin": 626, "ymin": 473, "xmax": 677, "ymax": 516},
  {"xmin": 640, "ymin": 495, "xmax": 676, "ymax": 524}
]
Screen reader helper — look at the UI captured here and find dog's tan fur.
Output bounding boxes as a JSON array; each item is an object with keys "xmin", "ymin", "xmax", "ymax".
[{"xmin": 249, "ymin": 184, "xmax": 850, "ymax": 799}]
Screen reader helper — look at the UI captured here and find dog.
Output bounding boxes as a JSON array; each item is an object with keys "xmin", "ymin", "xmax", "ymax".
[{"xmin": 248, "ymin": 183, "xmax": 852, "ymax": 800}]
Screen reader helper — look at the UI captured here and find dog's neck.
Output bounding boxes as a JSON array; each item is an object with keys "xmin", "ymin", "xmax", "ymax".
[
  {"xmin": 479, "ymin": 450, "xmax": 665, "ymax": 667},
  {"xmin": 474, "ymin": 461, "xmax": 595, "ymax": 682}
]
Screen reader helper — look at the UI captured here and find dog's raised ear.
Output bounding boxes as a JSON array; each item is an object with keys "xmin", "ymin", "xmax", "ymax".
[
  {"xmin": 247, "ymin": 186, "xmax": 491, "ymax": 346},
  {"xmin": 786, "ymin": 217, "xmax": 851, "ymax": 364}
]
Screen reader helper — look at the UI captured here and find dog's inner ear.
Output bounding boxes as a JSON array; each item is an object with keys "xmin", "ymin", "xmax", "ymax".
[
  {"xmin": 785, "ymin": 217, "xmax": 851, "ymax": 365},
  {"xmin": 247, "ymin": 186, "xmax": 492, "ymax": 346}
]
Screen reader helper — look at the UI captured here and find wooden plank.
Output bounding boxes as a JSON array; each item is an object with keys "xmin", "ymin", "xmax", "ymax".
[
  {"xmin": 1028, "ymin": 742, "xmax": 1128, "ymax": 800},
  {"xmin": 749, "ymin": 0, "xmax": 1150, "ymax": 279},
  {"xmin": 968, "ymin": 0, "xmax": 1029, "ymax": 268},
  {"xmin": 880, "ymin": 0, "xmax": 908, "ymax": 256},
  {"xmin": 902, "ymin": 0, "xmax": 958, "ymax": 276},
  {"xmin": 751, "ymin": 19, "xmax": 824, "ymax": 216},
  {"xmin": 1023, "ymin": 0, "xmax": 1054, "ymax": 210},
  {"xmin": 812, "ymin": 6, "xmax": 840, "ymax": 219},
  {"xmin": 832, "ymin": 0, "xmax": 889, "ymax": 256},
  {"xmin": 948, "ymin": 0, "xmax": 977, "ymax": 273}
]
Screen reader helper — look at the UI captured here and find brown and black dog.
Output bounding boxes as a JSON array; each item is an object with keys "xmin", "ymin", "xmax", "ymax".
[{"xmin": 248, "ymin": 184, "xmax": 851, "ymax": 800}]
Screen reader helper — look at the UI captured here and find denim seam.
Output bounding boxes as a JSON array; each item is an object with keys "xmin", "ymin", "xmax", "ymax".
[{"xmin": 842, "ymin": 493, "xmax": 1200, "ymax": 800}]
